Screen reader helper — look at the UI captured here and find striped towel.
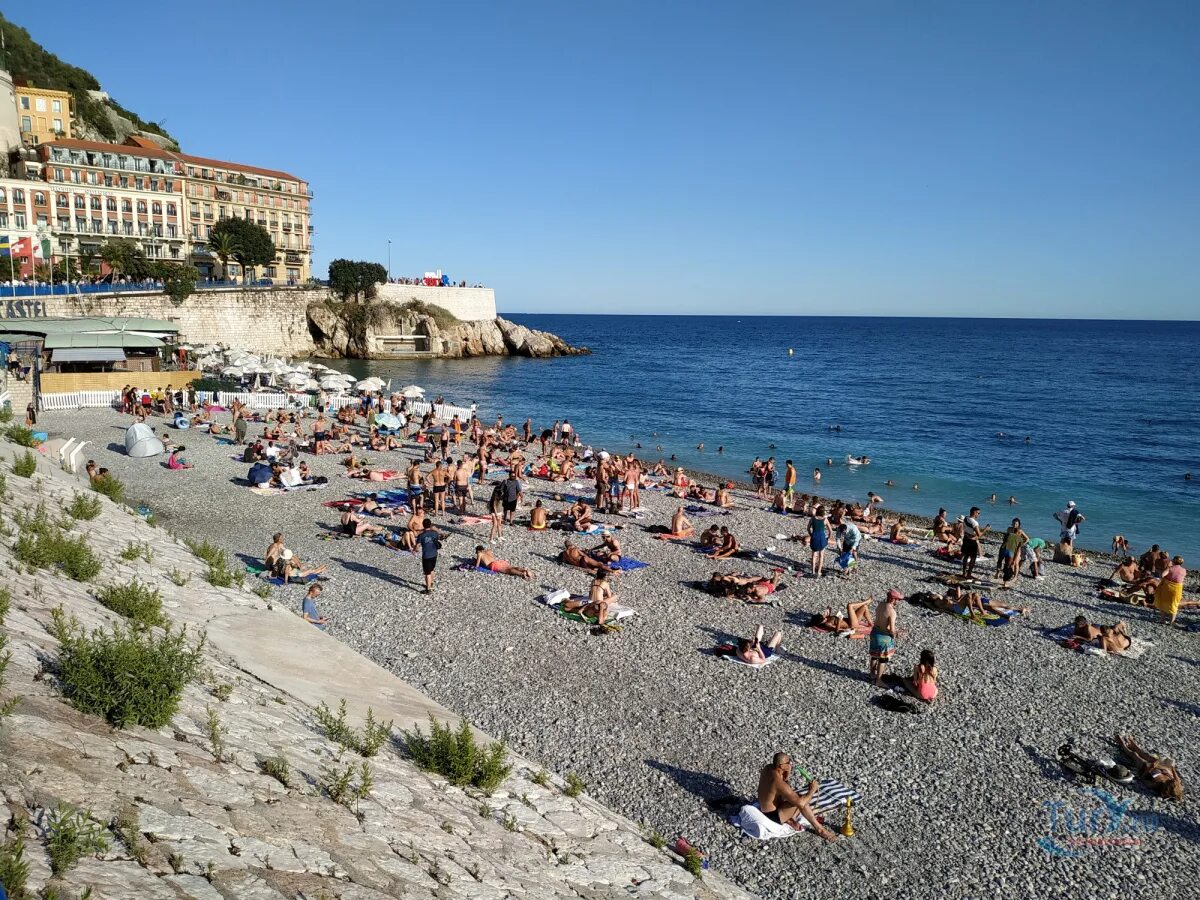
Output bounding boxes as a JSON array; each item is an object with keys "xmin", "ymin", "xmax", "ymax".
[{"xmin": 810, "ymin": 778, "xmax": 862, "ymax": 816}]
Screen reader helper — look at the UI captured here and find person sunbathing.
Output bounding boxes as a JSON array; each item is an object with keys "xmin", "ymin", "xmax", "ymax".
[
  {"xmin": 944, "ymin": 587, "xmax": 1027, "ymax": 618},
  {"xmin": 809, "ymin": 599, "xmax": 874, "ymax": 631},
  {"xmin": 381, "ymin": 523, "xmax": 420, "ymax": 552},
  {"xmin": 699, "ymin": 525, "xmax": 722, "ymax": 547},
  {"xmin": 359, "ymin": 496, "xmax": 399, "ymax": 519},
  {"xmin": 561, "ymin": 570, "xmax": 617, "ymax": 624},
  {"xmin": 738, "ymin": 624, "xmax": 782, "ymax": 664},
  {"xmin": 771, "ymin": 490, "xmax": 787, "ymax": 513},
  {"xmin": 473, "ymin": 545, "xmax": 534, "ymax": 579},
  {"xmin": 1072, "ymin": 615, "xmax": 1132, "ymax": 653},
  {"xmin": 757, "ymin": 753, "xmax": 837, "ymax": 841},
  {"xmin": 715, "ymin": 486, "xmax": 734, "ymax": 508},
  {"xmin": 889, "ymin": 518, "xmax": 910, "ymax": 544},
  {"xmin": 340, "ymin": 509, "xmax": 382, "ymax": 537},
  {"xmin": 273, "ymin": 548, "xmax": 327, "ymax": 584},
  {"xmin": 590, "ymin": 534, "xmax": 622, "ymax": 563},
  {"xmin": 708, "ymin": 527, "xmax": 739, "ymax": 560},
  {"xmin": 264, "ymin": 532, "xmax": 286, "ymax": 572},
  {"xmin": 560, "ymin": 538, "xmax": 613, "ymax": 573},
  {"xmin": 932, "ymin": 509, "xmax": 961, "ymax": 548},
  {"xmin": 735, "ymin": 571, "xmax": 782, "ymax": 603},
  {"xmin": 1114, "ymin": 734, "xmax": 1184, "ymax": 800},
  {"xmin": 570, "ymin": 499, "xmax": 594, "ymax": 532},
  {"xmin": 902, "ymin": 649, "xmax": 939, "ymax": 703},
  {"xmin": 530, "ymin": 500, "xmax": 549, "ymax": 530},
  {"xmin": 654, "ymin": 506, "xmax": 695, "ymax": 541}
]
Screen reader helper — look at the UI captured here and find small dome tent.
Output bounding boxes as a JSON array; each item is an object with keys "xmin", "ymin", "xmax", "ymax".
[{"xmin": 125, "ymin": 422, "xmax": 164, "ymax": 458}]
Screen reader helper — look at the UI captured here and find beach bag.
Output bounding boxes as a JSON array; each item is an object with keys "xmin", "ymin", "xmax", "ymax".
[{"xmin": 836, "ymin": 551, "xmax": 855, "ymax": 570}]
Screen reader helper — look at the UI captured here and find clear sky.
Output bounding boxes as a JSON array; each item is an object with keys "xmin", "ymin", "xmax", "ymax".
[{"xmin": 8, "ymin": 2, "xmax": 1199, "ymax": 317}]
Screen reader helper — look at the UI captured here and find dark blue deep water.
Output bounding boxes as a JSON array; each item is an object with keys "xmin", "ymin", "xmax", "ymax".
[{"xmin": 333, "ymin": 315, "xmax": 1200, "ymax": 559}]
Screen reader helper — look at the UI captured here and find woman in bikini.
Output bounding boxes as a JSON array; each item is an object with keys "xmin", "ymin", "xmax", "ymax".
[
  {"xmin": 810, "ymin": 599, "xmax": 873, "ymax": 631},
  {"xmin": 903, "ymin": 649, "xmax": 939, "ymax": 703},
  {"xmin": 737, "ymin": 624, "xmax": 782, "ymax": 664}
]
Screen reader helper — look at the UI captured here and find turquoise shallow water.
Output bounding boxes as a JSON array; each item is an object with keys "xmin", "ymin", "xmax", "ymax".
[{"xmin": 331, "ymin": 315, "xmax": 1200, "ymax": 560}]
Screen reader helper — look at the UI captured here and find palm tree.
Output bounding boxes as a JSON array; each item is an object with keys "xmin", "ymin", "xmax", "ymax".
[
  {"xmin": 208, "ymin": 231, "xmax": 237, "ymax": 281},
  {"xmin": 76, "ymin": 248, "xmax": 98, "ymax": 279}
]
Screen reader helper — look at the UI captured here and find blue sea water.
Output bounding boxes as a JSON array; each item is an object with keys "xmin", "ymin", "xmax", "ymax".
[{"xmin": 332, "ymin": 315, "xmax": 1200, "ymax": 560}]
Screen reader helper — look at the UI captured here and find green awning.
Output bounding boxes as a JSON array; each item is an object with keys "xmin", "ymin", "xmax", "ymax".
[{"xmin": 42, "ymin": 332, "xmax": 165, "ymax": 350}]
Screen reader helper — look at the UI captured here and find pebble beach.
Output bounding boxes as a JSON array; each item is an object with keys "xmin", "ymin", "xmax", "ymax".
[{"xmin": 43, "ymin": 407, "xmax": 1200, "ymax": 900}]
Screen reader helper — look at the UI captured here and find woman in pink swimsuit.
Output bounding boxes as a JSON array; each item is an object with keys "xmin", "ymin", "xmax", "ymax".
[{"xmin": 905, "ymin": 649, "xmax": 939, "ymax": 702}]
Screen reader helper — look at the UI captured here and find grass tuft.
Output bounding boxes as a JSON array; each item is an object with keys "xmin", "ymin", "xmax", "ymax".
[{"xmin": 401, "ymin": 715, "xmax": 512, "ymax": 795}]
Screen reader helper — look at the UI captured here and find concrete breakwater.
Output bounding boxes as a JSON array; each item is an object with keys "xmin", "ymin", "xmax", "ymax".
[{"xmin": 4, "ymin": 283, "xmax": 586, "ymax": 360}]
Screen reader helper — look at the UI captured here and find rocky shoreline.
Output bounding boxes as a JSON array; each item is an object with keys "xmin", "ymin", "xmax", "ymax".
[{"xmin": 40, "ymin": 408, "xmax": 1200, "ymax": 900}]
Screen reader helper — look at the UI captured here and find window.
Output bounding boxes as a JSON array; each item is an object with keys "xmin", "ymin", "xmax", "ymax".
[
  {"xmin": 53, "ymin": 119, "xmax": 62, "ymax": 132},
  {"xmin": 265, "ymin": 267, "xmax": 277, "ymax": 278},
  {"xmin": 166, "ymin": 203, "xmax": 176, "ymax": 216},
  {"xmin": 135, "ymin": 178, "xmax": 144, "ymax": 190},
  {"xmin": 88, "ymin": 172, "xmax": 99, "ymax": 185},
  {"xmin": 52, "ymin": 99, "xmax": 61, "ymax": 113},
  {"xmin": 36, "ymin": 214, "xmax": 47, "ymax": 226},
  {"xmin": 35, "ymin": 98, "xmax": 46, "ymax": 112},
  {"xmin": 122, "ymin": 200, "xmax": 132, "ymax": 213},
  {"xmin": 108, "ymin": 222, "xmax": 118, "ymax": 234},
  {"xmin": 54, "ymin": 168, "xmax": 63, "ymax": 181},
  {"xmin": 106, "ymin": 199, "xmax": 117, "ymax": 211},
  {"xmin": 123, "ymin": 222, "xmax": 133, "ymax": 235},
  {"xmin": 58, "ymin": 217, "xmax": 69, "ymax": 230},
  {"xmin": 34, "ymin": 192, "xmax": 44, "ymax": 205},
  {"xmin": 14, "ymin": 214, "xmax": 26, "ymax": 228},
  {"xmin": 21, "ymin": 116, "xmax": 31, "ymax": 133},
  {"xmin": 90, "ymin": 197, "xmax": 101, "ymax": 210},
  {"xmin": 0, "ymin": 214, "xmax": 7, "ymax": 228},
  {"xmin": 91, "ymin": 219, "xmax": 102, "ymax": 233},
  {"xmin": 20, "ymin": 97, "xmax": 29, "ymax": 109},
  {"xmin": 152, "ymin": 202, "xmax": 162, "ymax": 215},
  {"xmin": 56, "ymin": 194, "xmax": 68, "ymax": 208},
  {"xmin": 76, "ymin": 217, "xmax": 87, "ymax": 231},
  {"xmin": 0, "ymin": 188, "xmax": 5, "ymax": 202},
  {"xmin": 12, "ymin": 190, "xmax": 24, "ymax": 204},
  {"xmin": 137, "ymin": 201, "xmax": 147, "ymax": 213},
  {"xmin": 72, "ymin": 170, "xmax": 81, "ymax": 184}
]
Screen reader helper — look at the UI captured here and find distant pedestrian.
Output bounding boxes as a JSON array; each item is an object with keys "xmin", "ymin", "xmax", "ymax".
[
  {"xmin": 961, "ymin": 507, "xmax": 988, "ymax": 578},
  {"xmin": 1054, "ymin": 501, "xmax": 1085, "ymax": 545}
]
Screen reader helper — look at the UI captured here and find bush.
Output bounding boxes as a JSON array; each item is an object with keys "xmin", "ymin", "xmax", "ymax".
[
  {"xmin": 400, "ymin": 299, "xmax": 459, "ymax": 329},
  {"xmin": 313, "ymin": 699, "xmax": 392, "ymax": 757},
  {"xmin": 45, "ymin": 803, "xmax": 109, "ymax": 875},
  {"xmin": 5, "ymin": 425, "xmax": 38, "ymax": 447},
  {"xmin": 12, "ymin": 504, "xmax": 101, "ymax": 582},
  {"xmin": 67, "ymin": 491, "xmax": 102, "ymax": 521},
  {"xmin": 90, "ymin": 473, "xmax": 125, "ymax": 503},
  {"xmin": 0, "ymin": 403, "xmax": 12, "ymax": 423},
  {"xmin": 0, "ymin": 588, "xmax": 18, "ymax": 722},
  {"xmin": 186, "ymin": 539, "xmax": 241, "ymax": 587},
  {"xmin": 564, "ymin": 772, "xmax": 585, "ymax": 798},
  {"xmin": 50, "ymin": 607, "xmax": 205, "ymax": 729},
  {"xmin": 95, "ymin": 580, "xmax": 164, "ymax": 628},
  {"xmin": 11, "ymin": 451, "xmax": 37, "ymax": 478},
  {"xmin": 0, "ymin": 828, "xmax": 30, "ymax": 899},
  {"xmin": 401, "ymin": 715, "xmax": 511, "ymax": 795},
  {"xmin": 263, "ymin": 755, "xmax": 290, "ymax": 788}
]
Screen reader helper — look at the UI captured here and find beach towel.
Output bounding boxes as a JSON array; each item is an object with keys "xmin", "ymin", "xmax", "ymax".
[
  {"xmin": 558, "ymin": 605, "xmax": 636, "ymax": 623},
  {"xmin": 732, "ymin": 779, "xmax": 861, "ymax": 839},
  {"xmin": 577, "ymin": 524, "xmax": 616, "ymax": 536},
  {"xmin": 245, "ymin": 564, "xmax": 266, "ymax": 576},
  {"xmin": 607, "ymin": 557, "xmax": 650, "ymax": 571},
  {"xmin": 262, "ymin": 573, "xmax": 321, "ymax": 586},
  {"xmin": 452, "ymin": 515, "xmax": 491, "ymax": 525},
  {"xmin": 685, "ymin": 505, "xmax": 727, "ymax": 518},
  {"xmin": 455, "ymin": 564, "xmax": 499, "ymax": 575},
  {"xmin": 724, "ymin": 651, "xmax": 782, "ymax": 670}
]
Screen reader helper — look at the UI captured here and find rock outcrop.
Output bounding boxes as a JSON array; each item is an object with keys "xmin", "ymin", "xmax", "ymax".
[
  {"xmin": 0, "ymin": 444, "xmax": 748, "ymax": 900},
  {"xmin": 306, "ymin": 298, "xmax": 588, "ymax": 360}
]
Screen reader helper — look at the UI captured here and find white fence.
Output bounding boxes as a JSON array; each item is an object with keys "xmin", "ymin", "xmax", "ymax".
[{"xmin": 37, "ymin": 388, "xmax": 475, "ymax": 421}]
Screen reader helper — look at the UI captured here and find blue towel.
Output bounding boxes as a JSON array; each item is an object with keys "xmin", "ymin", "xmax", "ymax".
[
  {"xmin": 456, "ymin": 564, "xmax": 498, "ymax": 575},
  {"xmin": 608, "ymin": 557, "xmax": 649, "ymax": 571},
  {"xmin": 263, "ymin": 573, "xmax": 320, "ymax": 586}
]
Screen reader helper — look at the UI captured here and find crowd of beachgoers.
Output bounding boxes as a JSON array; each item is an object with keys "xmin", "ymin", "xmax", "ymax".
[{"xmin": 44, "ymin": 387, "xmax": 1199, "ymax": 899}]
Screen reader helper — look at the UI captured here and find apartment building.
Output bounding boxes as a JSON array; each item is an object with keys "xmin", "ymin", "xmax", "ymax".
[
  {"xmin": 181, "ymin": 153, "xmax": 313, "ymax": 283},
  {"xmin": 29, "ymin": 138, "xmax": 186, "ymax": 265},
  {"xmin": 14, "ymin": 84, "xmax": 73, "ymax": 145},
  {"xmin": 0, "ymin": 177, "xmax": 38, "ymax": 278}
]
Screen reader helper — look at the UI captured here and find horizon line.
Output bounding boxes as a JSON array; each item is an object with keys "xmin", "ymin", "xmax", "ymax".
[{"xmin": 499, "ymin": 311, "xmax": 1200, "ymax": 323}]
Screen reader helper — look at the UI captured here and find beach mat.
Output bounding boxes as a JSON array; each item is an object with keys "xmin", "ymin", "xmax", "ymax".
[
  {"xmin": 262, "ymin": 573, "xmax": 321, "ymax": 586},
  {"xmin": 724, "ymin": 651, "xmax": 782, "ymax": 670},
  {"xmin": 1050, "ymin": 624, "xmax": 1152, "ymax": 659},
  {"xmin": 729, "ymin": 778, "xmax": 861, "ymax": 839},
  {"xmin": 455, "ymin": 564, "xmax": 499, "ymax": 575}
]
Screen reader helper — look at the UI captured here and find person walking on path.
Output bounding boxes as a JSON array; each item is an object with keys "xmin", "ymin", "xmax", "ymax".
[
  {"xmin": 415, "ymin": 518, "xmax": 442, "ymax": 594},
  {"xmin": 869, "ymin": 589, "xmax": 903, "ymax": 686},
  {"xmin": 961, "ymin": 507, "xmax": 988, "ymax": 579}
]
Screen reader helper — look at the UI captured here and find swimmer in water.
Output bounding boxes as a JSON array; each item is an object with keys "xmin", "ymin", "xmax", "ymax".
[
  {"xmin": 1024, "ymin": 436, "xmax": 1032, "ymax": 444},
  {"xmin": 813, "ymin": 468, "xmax": 822, "ymax": 482},
  {"xmin": 885, "ymin": 480, "xmax": 895, "ymax": 487},
  {"xmin": 913, "ymin": 484, "xmax": 920, "ymax": 491},
  {"xmin": 768, "ymin": 443, "xmax": 777, "ymax": 449},
  {"xmin": 1008, "ymin": 496, "xmax": 1018, "ymax": 504},
  {"xmin": 988, "ymin": 494, "xmax": 997, "ymax": 503},
  {"xmin": 697, "ymin": 443, "xmax": 704, "ymax": 451},
  {"xmin": 717, "ymin": 446, "xmax": 724, "ymax": 453},
  {"xmin": 826, "ymin": 458, "xmax": 833, "ymax": 466},
  {"xmin": 997, "ymin": 432, "xmax": 1005, "ymax": 439}
]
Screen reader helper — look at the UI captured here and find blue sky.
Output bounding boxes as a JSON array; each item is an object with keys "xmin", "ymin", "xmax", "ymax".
[{"xmin": 9, "ymin": 2, "xmax": 1199, "ymax": 317}]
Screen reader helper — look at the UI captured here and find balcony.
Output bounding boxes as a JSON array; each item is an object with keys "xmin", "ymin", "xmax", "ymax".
[
  {"xmin": 216, "ymin": 190, "xmax": 231, "ymax": 201},
  {"xmin": 281, "ymin": 223, "xmax": 292, "ymax": 232},
  {"xmin": 203, "ymin": 214, "xmax": 214, "ymax": 222}
]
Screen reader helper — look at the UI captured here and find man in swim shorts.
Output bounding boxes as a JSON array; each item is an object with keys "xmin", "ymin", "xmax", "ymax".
[
  {"xmin": 474, "ymin": 545, "xmax": 534, "ymax": 579},
  {"xmin": 756, "ymin": 753, "xmax": 837, "ymax": 840},
  {"xmin": 869, "ymin": 589, "xmax": 902, "ymax": 686}
]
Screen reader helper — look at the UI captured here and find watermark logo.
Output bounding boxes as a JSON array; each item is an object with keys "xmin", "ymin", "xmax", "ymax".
[{"xmin": 1038, "ymin": 789, "xmax": 1159, "ymax": 857}]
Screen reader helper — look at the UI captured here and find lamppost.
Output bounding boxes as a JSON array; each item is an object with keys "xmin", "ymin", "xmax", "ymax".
[{"xmin": 387, "ymin": 240, "xmax": 392, "ymax": 281}]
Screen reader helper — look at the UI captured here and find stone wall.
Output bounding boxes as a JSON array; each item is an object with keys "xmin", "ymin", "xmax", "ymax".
[
  {"xmin": 375, "ymin": 284, "xmax": 497, "ymax": 322},
  {"xmin": 38, "ymin": 288, "xmax": 322, "ymax": 358}
]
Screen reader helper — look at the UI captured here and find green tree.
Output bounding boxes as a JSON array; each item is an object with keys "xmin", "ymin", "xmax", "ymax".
[
  {"xmin": 207, "ymin": 217, "xmax": 274, "ymax": 284},
  {"xmin": 207, "ymin": 231, "xmax": 236, "ymax": 280},
  {"xmin": 153, "ymin": 262, "xmax": 200, "ymax": 305},
  {"xmin": 328, "ymin": 259, "xmax": 388, "ymax": 302},
  {"xmin": 99, "ymin": 237, "xmax": 144, "ymax": 280},
  {"xmin": 76, "ymin": 247, "xmax": 99, "ymax": 278}
]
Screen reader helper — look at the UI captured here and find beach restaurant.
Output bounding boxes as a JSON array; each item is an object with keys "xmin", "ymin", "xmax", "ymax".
[{"xmin": 0, "ymin": 316, "xmax": 192, "ymax": 397}]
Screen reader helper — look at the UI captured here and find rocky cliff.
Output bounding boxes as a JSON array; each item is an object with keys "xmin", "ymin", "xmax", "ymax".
[
  {"xmin": 307, "ymin": 299, "xmax": 589, "ymax": 360},
  {"xmin": 0, "ymin": 443, "xmax": 749, "ymax": 900}
]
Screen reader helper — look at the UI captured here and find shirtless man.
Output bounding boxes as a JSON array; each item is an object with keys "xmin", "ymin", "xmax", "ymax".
[
  {"xmin": 264, "ymin": 532, "xmax": 286, "ymax": 571},
  {"xmin": 453, "ymin": 459, "xmax": 472, "ymax": 512},
  {"xmin": 889, "ymin": 517, "xmax": 910, "ymax": 544},
  {"xmin": 757, "ymin": 753, "xmax": 837, "ymax": 841},
  {"xmin": 473, "ymin": 545, "xmax": 534, "ymax": 579},
  {"xmin": 708, "ymin": 526, "xmax": 739, "ymax": 561},
  {"xmin": 405, "ymin": 460, "xmax": 424, "ymax": 514},
  {"xmin": 590, "ymin": 533, "xmax": 622, "ymax": 563},
  {"xmin": 699, "ymin": 524, "xmax": 722, "ymax": 547},
  {"xmin": 430, "ymin": 460, "xmax": 448, "ymax": 515},
  {"xmin": 655, "ymin": 506, "xmax": 694, "ymax": 540},
  {"xmin": 570, "ymin": 499, "xmax": 594, "ymax": 532},
  {"xmin": 715, "ymin": 486, "xmax": 735, "ymax": 509},
  {"xmin": 562, "ymin": 570, "xmax": 618, "ymax": 624},
  {"xmin": 560, "ymin": 538, "xmax": 613, "ymax": 573},
  {"xmin": 530, "ymin": 499, "xmax": 549, "ymax": 531},
  {"xmin": 869, "ymin": 590, "xmax": 902, "ymax": 686},
  {"xmin": 932, "ymin": 508, "xmax": 961, "ymax": 549}
]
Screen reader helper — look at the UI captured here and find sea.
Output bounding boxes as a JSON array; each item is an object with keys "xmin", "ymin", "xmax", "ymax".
[{"xmin": 329, "ymin": 315, "xmax": 1200, "ymax": 561}]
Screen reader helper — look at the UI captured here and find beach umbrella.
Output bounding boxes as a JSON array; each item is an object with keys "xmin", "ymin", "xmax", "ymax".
[
  {"xmin": 223, "ymin": 366, "xmax": 245, "ymax": 378},
  {"xmin": 358, "ymin": 376, "xmax": 386, "ymax": 392},
  {"xmin": 400, "ymin": 385, "xmax": 425, "ymax": 398},
  {"xmin": 319, "ymin": 375, "xmax": 351, "ymax": 390},
  {"xmin": 375, "ymin": 412, "xmax": 402, "ymax": 430}
]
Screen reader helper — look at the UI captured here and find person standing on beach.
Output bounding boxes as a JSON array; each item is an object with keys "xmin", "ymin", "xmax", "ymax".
[
  {"xmin": 502, "ymin": 471, "xmax": 523, "ymax": 525},
  {"xmin": 1154, "ymin": 556, "xmax": 1187, "ymax": 625},
  {"xmin": 869, "ymin": 589, "xmax": 903, "ymax": 686},
  {"xmin": 415, "ymin": 518, "xmax": 441, "ymax": 594},
  {"xmin": 233, "ymin": 407, "xmax": 248, "ymax": 445},
  {"xmin": 430, "ymin": 460, "xmax": 448, "ymax": 516},
  {"xmin": 1054, "ymin": 501, "xmax": 1085, "ymax": 545},
  {"xmin": 784, "ymin": 460, "xmax": 796, "ymax": 505},
  {"xmin": 996, "ymin": 518, "xmax": 1028, "ymax": 581},
  {"xmin": 406, "ymin": 460, "xmax": 424, "ymax": 514},
  {"xmin": 750, "ymin": 458, "xmax": 764, "ymax": 499},
  {"xmin": 808, "ymin": 505, "xmax": 830, "ymax": 576},
  {"xmin": 961, "ymin": 507, "xmax": 987, "ymax": 578}
]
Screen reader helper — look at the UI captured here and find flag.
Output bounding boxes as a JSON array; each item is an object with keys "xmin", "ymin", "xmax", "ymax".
[
  {"xmin": 37, "ymin": 238, "xmax": 50, "ymax": 260},
  {"xmin": 0, "ymin": 235, "xmax": 8, "ymax": 257},
  {"xmin": 10, "ymin": 237, "xmax": 31, "ymax": 257}
]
